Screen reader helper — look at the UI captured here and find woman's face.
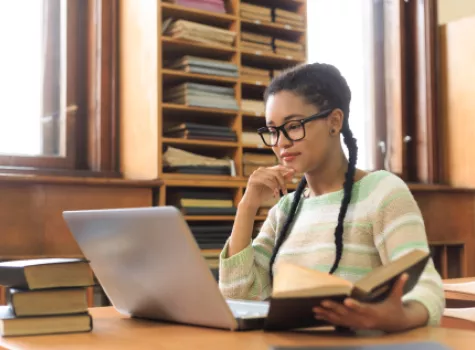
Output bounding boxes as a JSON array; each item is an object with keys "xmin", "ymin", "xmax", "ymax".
[{"xmin": 264, "ymin": 91, "xmax": 341, "ymax": 174}]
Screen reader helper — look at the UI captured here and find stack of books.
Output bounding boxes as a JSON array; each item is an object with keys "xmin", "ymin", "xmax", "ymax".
[
  {"xmin": 162, "ymin": 146, "xmax": 236, "ymax": 176},
  {"xmin": 273, "ymin": 8, "xmax": 305, "ymax": 30},
  {"xmin": 241, "ymin": 99, "xmax": 266, "ymax": 116},
  {"xmin": 242, "ymin": 152, "xmax": 278, "ymax": 177},
  {"xmin": 164, "ymin": 122, "xmax": 237, "ymax": 142},
  {"xmin": 240, "ymin": 31, "xmax": 273, "ymax": 53},
  {"xmin": 273, "ymin": 39, "xmax": 305, "ymax": 59},
  {"xmin": 166, "ymin": 55, "xmax": 238, "ymax": 78},
  {"xmin": 163, "ymin": 82, "xmax": 239, "ymax": 110},
  {"xmin": 241, "ymin": 65, "xmax": 271, "ymax": 84},
  {"xmin": 0, "ymin": 258, "xmax": 94, "ymax": 337},
  {"xmin": 164, "ymin": 19, "xmax": 236, "ymax": 48},
  {"xmin": 240, "ymin": 3, "xmax": 272, "ymax": 23},
  {"xmin": 163, "ymin": 0, "xmax": 227, "ymax": 14},
  {"xmin": 168, "ymin": 189, "xmax": 237, "ymax": 216}
]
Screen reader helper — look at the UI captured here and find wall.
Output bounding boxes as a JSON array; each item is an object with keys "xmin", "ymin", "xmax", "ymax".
[{"xmin": 438, "ymin": 0, "xmax": 475, "ymax": 24}]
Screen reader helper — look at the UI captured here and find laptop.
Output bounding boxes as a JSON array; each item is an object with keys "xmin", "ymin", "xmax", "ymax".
[{"xmin": 62, "ymin": 206, "xmax": 269, "ymax": 331}]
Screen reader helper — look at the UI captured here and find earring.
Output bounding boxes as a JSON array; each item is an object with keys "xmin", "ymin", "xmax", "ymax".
[{"xmin": 330, "ymin": 128, "xmax": 335, "ymax": 135}]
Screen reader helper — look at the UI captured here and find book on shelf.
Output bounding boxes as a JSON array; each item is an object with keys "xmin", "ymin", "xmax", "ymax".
[
  {"xmin": 164, "ymin": 122, "xmax": 237, "ymax": 142},
  {"xmin": 263, "ymin": 249, "xmax": 430, "ymax": 330},
  {"xmin": 163, "ymin": 82, "xmax": 239, "ymax": 110},
  {"xmin": 163, "ymin": 0, "xmax": 227, "ymax": 14},
  {"xmin": 241, "ymin": 99, "xmax": 266, "ymax": 115},
  {"xmin": 242, "ymin": 131, "xmax": 265, "ymax": 146},
  {"xmin": 169, "ymin": 190, "xmax": 237, "ymax": 216},
  {"xmin": 164, "ymin": 19, "xmax": 236, "ymax": 48},
  {"xmin": 241, "ymin": 3, "xmax": 272, "ymax": 22},
  {"xmin": 166, "ymin": 55, "xmax": 239, "ymax": 78}
]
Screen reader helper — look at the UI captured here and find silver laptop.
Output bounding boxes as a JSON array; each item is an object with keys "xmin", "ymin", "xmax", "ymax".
[{"xmin": 62, "ymin": 206, "xmax": 268, "ymax": 331}]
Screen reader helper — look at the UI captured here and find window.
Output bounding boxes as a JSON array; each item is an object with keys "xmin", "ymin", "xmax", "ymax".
[
  {"xmin": 0, "ymin": 0, "xmax": 118, "ymax": 175},
  {"xmin": 306, "ymin": 0, "xmax": 376, "ymax": 171}
]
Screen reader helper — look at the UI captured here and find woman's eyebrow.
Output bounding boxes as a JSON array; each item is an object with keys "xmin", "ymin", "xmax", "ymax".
[{"xmin": 267, "ymin": 114, "xmax": 306, "ymax": 126}]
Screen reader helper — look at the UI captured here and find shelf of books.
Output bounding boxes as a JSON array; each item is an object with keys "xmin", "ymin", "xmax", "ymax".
[{"xmin": 119, "ymin": 0, "xmax": 307, "ymax": 277}]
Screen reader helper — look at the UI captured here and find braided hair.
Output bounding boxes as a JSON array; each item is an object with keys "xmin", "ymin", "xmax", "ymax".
[{"xmin": 265, "ymin": 63, "xmax": 358, "ymax": 281}]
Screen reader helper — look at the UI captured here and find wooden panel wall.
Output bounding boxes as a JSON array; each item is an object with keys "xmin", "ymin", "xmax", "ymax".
[{"xmin": 440, "ymin": 15, "xmax": 475, "ymax": 188}]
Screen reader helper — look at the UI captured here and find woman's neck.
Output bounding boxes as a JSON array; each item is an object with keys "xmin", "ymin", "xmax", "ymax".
[{"xmin": 305, "ymin": 152, "xmax": 349, "ymax": 197}]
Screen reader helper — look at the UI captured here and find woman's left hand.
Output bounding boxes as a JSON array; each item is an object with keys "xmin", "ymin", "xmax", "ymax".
[{"xmin": 312, "ymin": 273, "xmax": 426, "ymax": 333}]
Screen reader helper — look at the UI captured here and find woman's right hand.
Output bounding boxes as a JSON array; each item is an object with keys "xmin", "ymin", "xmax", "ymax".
[{"xmin": 240, "ymin": 165, "xmax": 296, "ymax": 211}]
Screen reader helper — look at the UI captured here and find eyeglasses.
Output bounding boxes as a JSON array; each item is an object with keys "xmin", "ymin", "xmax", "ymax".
[{"xmin": 257, "ymin": 109, "xmax": 333, "ymax": 147}]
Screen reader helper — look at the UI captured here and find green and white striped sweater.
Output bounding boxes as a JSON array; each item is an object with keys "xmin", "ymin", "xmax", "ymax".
[{"xmin": 218, "ymin": 170, "xmax": 445, "ymax": 326}]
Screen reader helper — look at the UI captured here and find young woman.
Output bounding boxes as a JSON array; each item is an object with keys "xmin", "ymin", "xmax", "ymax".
[{"xmin": 218, "ymin": 62, "xmax": 444, "ymax": 333}]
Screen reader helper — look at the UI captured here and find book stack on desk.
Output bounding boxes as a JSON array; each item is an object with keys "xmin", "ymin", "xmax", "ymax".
[
  {"xmin": 164, "ymin": 122, "xmax": 237, "ymax": 142},
  {"xmin": 0, "ymin": 258, "xmax": 95, "ymax": 337},
  {"xmin": 166, "ymin": 55, "xmax": 239, "ymax": 78},
  {"xmin": 163, "ymin": 82, "xmax": 239, "ymax": 110}
]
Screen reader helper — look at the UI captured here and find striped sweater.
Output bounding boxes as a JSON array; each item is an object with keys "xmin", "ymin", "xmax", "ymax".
[{"xmin": 218, "ymin": 170, "xmax": 445, "ymax": 326}]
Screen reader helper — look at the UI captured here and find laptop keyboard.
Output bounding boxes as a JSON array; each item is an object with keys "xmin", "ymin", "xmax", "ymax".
[{"xmin": 226, "ymin": 299, "xmax": 269, "ymax": 319}]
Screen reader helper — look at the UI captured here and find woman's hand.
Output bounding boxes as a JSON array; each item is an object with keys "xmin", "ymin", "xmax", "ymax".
[
  {"xmin": 312, "ymin": 274, "xmax": 429, "ymax": 333},
  {"xmin": 240, "ymin": 165, "xmax": 295, "ymax": 211}
]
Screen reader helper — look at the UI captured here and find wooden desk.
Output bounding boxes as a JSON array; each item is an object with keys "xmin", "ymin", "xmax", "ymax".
[{"xmin": 1, "ymin": 307, "xmax": 475, "ymax": 349}]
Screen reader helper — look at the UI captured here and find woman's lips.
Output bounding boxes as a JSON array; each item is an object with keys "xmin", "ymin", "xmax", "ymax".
[{"xmin": 281, "ymin": 152, "xmax": 300, "ymax": 162}]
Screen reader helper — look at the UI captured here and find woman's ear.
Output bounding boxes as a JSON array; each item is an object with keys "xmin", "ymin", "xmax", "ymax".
[{"xmin": 326, "ymin": 109, "xmax": 344, "ymax": 135}]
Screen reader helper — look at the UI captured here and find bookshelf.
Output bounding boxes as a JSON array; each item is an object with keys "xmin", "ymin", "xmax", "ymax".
[{"xmin": 119, "ymin": 0, "xmax": 307, "ymax": 270}]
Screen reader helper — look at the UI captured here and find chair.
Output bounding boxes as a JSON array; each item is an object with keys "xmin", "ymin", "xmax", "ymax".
[{"xmin": 442, "ymin": 277, "xmax": 475, "ymax": 330}]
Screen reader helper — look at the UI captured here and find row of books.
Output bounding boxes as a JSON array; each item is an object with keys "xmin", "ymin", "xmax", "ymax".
[
  {"xmin": 165, "ymin": 55, "xmax": 284, "ymax": 84},
  {"xmin": 241, "ymin": 31, "xmax": 305, "ymax": 59},
  {"xmin": 163, "ymin": 18, "xmax": 236, "ymax": 48},
  {"xmin": 164, "ymin": 122, "xmax": 237, "ymax": 142},
  {"xmin": 241, "ymin": 2, "xmax": 306, "ymax": 31},
  {"xmin": 0, "ymin": 258, "xmax": 94, "ymax": 337},
  {"xmin": 163, "ymin": 82, "xmax": 239, "ymax": 110},
  {"xmin": 164, "ymin": 0, "xmax": 227, "ymax": 14}
]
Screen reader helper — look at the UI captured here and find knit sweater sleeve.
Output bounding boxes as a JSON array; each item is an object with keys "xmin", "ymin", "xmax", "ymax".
[
  {"xmin": 218, "ymin": 202, "xmax": 282, "ymax": 301},
  {"xmin": 371, "ymin": 175, "xmax": 445, "ymax": 326}
]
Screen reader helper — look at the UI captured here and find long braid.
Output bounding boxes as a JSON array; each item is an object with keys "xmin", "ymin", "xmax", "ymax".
[
  {"xmin": 328, "ymin": 125, "xmax": 358, "ymax": 274},
  {"xmin": 268, "ymin": 176, "xmax": 307, "ymax": 282}
]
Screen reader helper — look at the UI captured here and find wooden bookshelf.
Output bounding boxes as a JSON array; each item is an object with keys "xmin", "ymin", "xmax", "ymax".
[{"xmin": 119, "ymin": 0, "xmax": 308, "ymax": 264}]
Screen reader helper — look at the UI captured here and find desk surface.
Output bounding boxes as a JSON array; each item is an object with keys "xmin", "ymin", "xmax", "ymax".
[{"xmin": 1, "ymin": 307, "xmax": 475, "ymax": 350}]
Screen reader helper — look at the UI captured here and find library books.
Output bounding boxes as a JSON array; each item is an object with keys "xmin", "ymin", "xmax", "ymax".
[
  {"xmin": 242, "ymin": 131, "xmax": 265, "ymax": 146},
  {"xmin": 273, "ymin": 39, "xmax": 305, "ymax": 60},
  {"xmin": 163, "ymin": 0, "xmax": 226, "ymax": 14},
  {"xmin": 169, "ymin": 189, "xmax": 237, "ymax": 217},
  {"xmin": 241, "ymin": 99, "xmax": 266, "ymax": 116},
  {"xmin": 240, "ymin": 3, "xmax": 272, "ymax": 23},
  {"xmin": 163, "ymin": 82, "xmax": 239, "ymax": 110},
  {"xmin": 243, "ymin": 152, "xmax": 278, "ymax": 177},
  {"xmin": 273, "ymin": 8, "xmax": 306, "ymax": 30},
  {"xmin": 240, "ymin": 31, "xmax": 273, "ymax": 54},
  {"xmin": 164, "ymin": 19, "xmax": 236, "ymax": 48},
  {"xmin": 162, "ymin": 146, "xmax": 236, "ymax": 176},
  {"xmin": 166, "ymin": 55, "xmax": 239, "ymax": 78},
  {"xmin": 241, "ymin": 65, "xmax": 271, "ymax": 84},
  {"xmin": 0, "ymin": 258, "xmax": 94, "ymax": 337},
  {"xmin": 164, "ymin": 122, "xmax": 237, "ymax": 142}
]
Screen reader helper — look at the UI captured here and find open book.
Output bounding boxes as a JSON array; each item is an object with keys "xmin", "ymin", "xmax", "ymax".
[{"xmin": 263, "ymin": 249, "xmax": 430, "ymax": 330}]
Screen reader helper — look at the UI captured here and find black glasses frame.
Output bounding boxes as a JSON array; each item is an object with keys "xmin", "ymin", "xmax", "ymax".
[{"xmin": 257, "ymin": 109, "xmax": 333, "ymax": 147}]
